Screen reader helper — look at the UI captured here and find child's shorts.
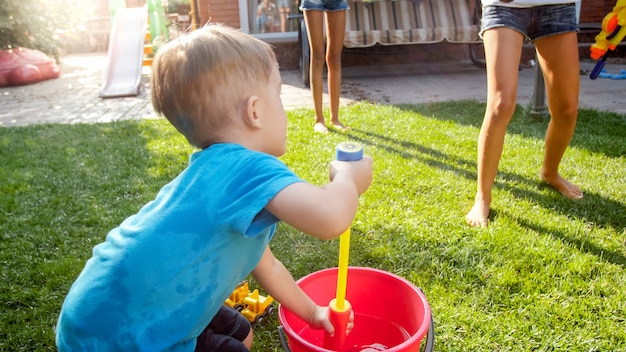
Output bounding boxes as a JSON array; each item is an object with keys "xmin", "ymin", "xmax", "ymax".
[
  {"xmin": 299, "ymin": 0, "xmax": 349, "ymax": 12},
  {"xmin": 480, "ymin": 4, "xmax": 578, "ymax": 41},
  {"xmin": 195, "ymin": 305, "xmax": 251, "ymax": 352}
]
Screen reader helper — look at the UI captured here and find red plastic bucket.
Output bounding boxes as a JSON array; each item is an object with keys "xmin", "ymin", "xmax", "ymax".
[{"xmin": 278, "ymin": 267, "xmax": 433, "ymax": 352}]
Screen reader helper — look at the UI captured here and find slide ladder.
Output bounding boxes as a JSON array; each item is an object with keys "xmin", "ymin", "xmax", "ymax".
[
  {"xmin": 144, "ymin": 0, "xmax": 169, "ymax": 66},
  {"xmin": 143, "ymin": 18, "xmax": 154, "ymax": 67}
]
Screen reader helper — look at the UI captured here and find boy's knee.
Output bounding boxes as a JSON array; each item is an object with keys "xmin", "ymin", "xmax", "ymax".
[
  {"xmin": 243, "ymin": 328, "xmax": 253, "ymax": 350},
  {"xmin": 196, "ymin": 306, "xmax": 252, "ymax": 351}
]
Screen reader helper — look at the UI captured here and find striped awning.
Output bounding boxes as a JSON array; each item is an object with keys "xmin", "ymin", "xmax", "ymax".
[{"xmin": 345, "ymin": 0, "xmax": 481, "ymax": 48}]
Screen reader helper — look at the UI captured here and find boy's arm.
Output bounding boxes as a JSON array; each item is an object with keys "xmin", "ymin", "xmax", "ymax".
[
  {"xmin": 251, "ymin": 246, "xmax": 339, "ymax": 334},
  {"xmin": 266, "ymin": 157, "xmax": 373, "ymax": 240}
]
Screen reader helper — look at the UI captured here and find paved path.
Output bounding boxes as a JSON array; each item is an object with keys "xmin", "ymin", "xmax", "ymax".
[{"xmin": 1, "ymin": 52, "xmax": 624, "ymax": 127}]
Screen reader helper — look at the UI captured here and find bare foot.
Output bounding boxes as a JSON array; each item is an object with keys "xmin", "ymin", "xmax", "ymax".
[
  {"xmin": 540, "ymin": 173, "xmax": 583, "ymax": 199},
  {"xmin": 331, "ymin": 121, "xmax": 350, "ymax": 131},
  {"xmin": 314, "ymin": 122, "xmax": 329, "ymax": 133},
  {"xmin": 465, "ymin": 200, "xmax": 490, "ymax": 227}
]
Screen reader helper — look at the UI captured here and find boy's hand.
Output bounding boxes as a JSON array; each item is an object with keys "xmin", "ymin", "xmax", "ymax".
[
  {"xmin": 309, "ymin": 305, "xmax": 354, "ymax": 337},
  {"xmin": 329, "ymin": 157, "xmax": 373, "ymax": 195}
]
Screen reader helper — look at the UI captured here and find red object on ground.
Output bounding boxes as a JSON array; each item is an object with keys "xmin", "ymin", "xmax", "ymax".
[
  {"xmin": 0, "ymin": 47, "xmax": 60, "ymax": 87},
  {"xmin": 279, "ymin": 267, "xmax": 432, "ymax": 352}
]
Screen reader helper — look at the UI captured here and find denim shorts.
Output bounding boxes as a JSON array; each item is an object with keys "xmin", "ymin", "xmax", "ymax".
[
  {"xmin": 277, "ymin": 0, "xmax": 290, "ymax": 8},
  {"xmin": 299, "ymin": 0, "xmax": 349, "ymax": 11},
  {"xmin": 480, "ymin": 4, "xmax": 578, "ymax": 41}
]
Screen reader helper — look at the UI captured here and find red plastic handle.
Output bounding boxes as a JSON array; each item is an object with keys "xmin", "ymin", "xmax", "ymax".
[{"xmin": 324, "ymin": 299, "xmax": 352, "ymax": 351}]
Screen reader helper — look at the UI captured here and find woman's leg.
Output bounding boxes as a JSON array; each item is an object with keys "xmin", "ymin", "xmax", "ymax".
[
  {"xmin": 280, "ymin": 7, "xmax": 290, "ymax": 32},
  {"xmin": 303, "ymin": 10, "xmax": 329, "ymax": 132},
  {"xmin": 257, "ymin": 14, "xmax": 266, "ymax": 33},
  {"xmin": 466, "ymin": 27, "xmax": 524, "ymax": 227},
  {"xmin": 534, "ymin": 32, "xmax": 583, "ymax": 199},
  {"xmin": 325, "ymin": 9, "xmax": 347, "ymax": 129}
]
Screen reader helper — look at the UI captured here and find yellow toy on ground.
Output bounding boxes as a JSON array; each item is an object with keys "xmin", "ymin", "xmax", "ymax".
[
  {"xmin": 224, "ymin": 281, "xmax": 275, "ymax": 323},
  {"xmin": 241, "ymin": 289, "xmax": 275, "ymax": 324},
  {"xmin": 590, "ymin": 0, "xmax": 626, "ymax": 79},
  {"xmin": 224, "ymin": 281, "xmax": 250, "ymax": 311}
]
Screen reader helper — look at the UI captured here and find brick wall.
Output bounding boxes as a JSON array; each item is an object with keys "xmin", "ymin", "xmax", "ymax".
[
  {"xmin": 81, "ymin": 0, "xmax": 624, "ymax": 64},
  {"xmin": 579, "ymin": 0, "xmax": 615, "ymax": 23},
  {"xmin": 200, "ymin": 0, "xmax": 240, "ymax": 28}
]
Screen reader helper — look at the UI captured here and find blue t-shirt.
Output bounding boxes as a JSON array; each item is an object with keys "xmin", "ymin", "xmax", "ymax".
[{"xmin": 56, "ymin": 143, "xmax": 303, "ymax": 351}]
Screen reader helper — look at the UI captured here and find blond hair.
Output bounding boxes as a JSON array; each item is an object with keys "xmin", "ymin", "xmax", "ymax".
[{"xmin": 151, "ymin": 24, "xmax": 277, "ymax": 148}]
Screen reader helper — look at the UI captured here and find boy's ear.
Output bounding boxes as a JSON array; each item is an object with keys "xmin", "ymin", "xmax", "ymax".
[{"xmin": 244, "ymin": 95, "xmax": 263, "ymax": 129}]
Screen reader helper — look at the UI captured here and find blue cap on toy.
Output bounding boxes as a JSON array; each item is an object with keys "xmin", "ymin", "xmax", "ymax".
[{"xmin": 336, "ymin": 142, "xmax": 364, "ymax": 161}]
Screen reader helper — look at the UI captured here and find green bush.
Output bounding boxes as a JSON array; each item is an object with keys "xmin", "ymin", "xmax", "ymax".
[
  {"xmin": 166, "ymin": 0, "xmax": 190, "ymax": 14},
  {"xmin": 0, "ymin": 0, "xmax": 93, "ymax": 60}
]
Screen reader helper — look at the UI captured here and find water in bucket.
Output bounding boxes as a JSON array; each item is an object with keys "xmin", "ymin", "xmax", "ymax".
[
  {"xmin": 296, "ymin": 312, "xmax": 410, "ymax": 351},
  {"xmin": 278, "ymin": 267, "xmax": 432, "ymax": 352}
]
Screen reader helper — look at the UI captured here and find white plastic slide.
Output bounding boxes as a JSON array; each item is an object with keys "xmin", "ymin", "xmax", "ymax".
[{"xmin": 99, "ymin": 7, "xmax": 148, "ymax": 98}]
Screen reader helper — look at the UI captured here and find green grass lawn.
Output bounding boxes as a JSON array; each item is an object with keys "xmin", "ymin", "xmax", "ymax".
[{"xmin": 1, "ymin": 101, "xmax": 624, "ymax": 351}]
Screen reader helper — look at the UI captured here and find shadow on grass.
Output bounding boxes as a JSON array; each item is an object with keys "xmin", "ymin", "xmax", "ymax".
[
  {"xmin": 337, "ymin": 127, "xmax": 476, "ymax": 180},
  {"xmin": 0, "ymin": 120, "xmax": 187, "ymax": 350},
  {"xmin": 510, "ymin": 212, "xmax": 626, "ymax": 269},
  {"xmin": 339, "ymin": 126, "xmax": 625, "ymax": 268},
  {"xmin": 395, "ymin": 101, "xmax": 626, "ymax": 159}
]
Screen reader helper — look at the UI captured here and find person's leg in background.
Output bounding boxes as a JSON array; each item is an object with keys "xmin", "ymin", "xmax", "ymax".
[
  {"xmin": 465, "ymin": 26, "xmax": 524, "ymax": 227},
  {"xmin": 325, "ymin": 8, "xmax": 348, "ymax": 131},
  {"xmin": 535, "ymin": 32, "xmax": 583, "ymax": 199},
  {"xmin": 302, "ymin": 9, "xmax": 328, "ymax": 132},
  {"xmin": 279, "ymin": 0, "xmax": 291, "ymax": 32}
]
